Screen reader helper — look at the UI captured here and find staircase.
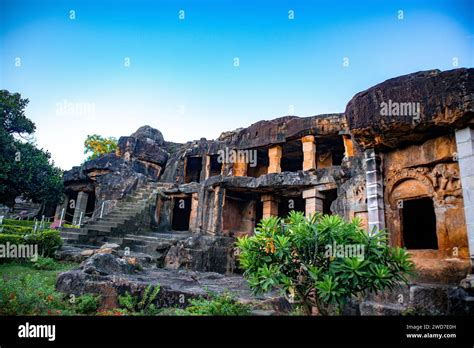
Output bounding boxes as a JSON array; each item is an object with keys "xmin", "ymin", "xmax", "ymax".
[{"xmin": 60, "ymin": 182, "xmax": 157, "ymax": 247}]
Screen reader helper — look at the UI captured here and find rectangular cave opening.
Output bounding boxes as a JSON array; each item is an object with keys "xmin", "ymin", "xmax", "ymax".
[
  {"xmin": 278, "ymin": 195, "xmax": 305, "ymax": 219},
  {"xmin": 316, "ymin": 136, "xmax": 345, "ymax": 168},
  {"xmin": 64, "ymin": 191, "xmax": 78, "ymax": 224},
  {"xmin": 322, "ymin": 189, "xmax": 337, "ymax": 215},
  {"xmin": 185, "ymin": 156, "xmax": 202, "ymax": 183},
  {"xmin": 222, "ymin": 191, "xmax": 256, "ymax": 237},
  {"xmin": 402, "ymin": 197, "xmax": 438, "ymax": 250},
  {"xmin": 247, "ymin": 147, "xmax": 269, "ymax": 177},
  {"xmin": 85, "ymin": 190, "xmax": 96, "ymax": 218},
  {"xmin": 281, "ymin": 140, "xmax": 303, "ymax": 172},
  {"xmin": 171, "ymin": 196, "xmax": 192, "ymax": 231},
  {"xmin": 209, "ymin": 155, "xmax": 222, "ymax": 177}
]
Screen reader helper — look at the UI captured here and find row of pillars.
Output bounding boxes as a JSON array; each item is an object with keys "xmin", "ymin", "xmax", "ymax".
[
  {"xmin": 234, "ymin": 134, "xmax": 354, "ymax": 176},
  {"xmin": 260, "ymin": 188, "xmax": 325, "ymax": 220}
]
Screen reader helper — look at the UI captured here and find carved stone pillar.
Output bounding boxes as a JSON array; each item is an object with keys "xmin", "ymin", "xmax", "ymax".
[
  {"xmin": 365, "ymin": 149, "xmax": 385, "ymax": 234},
  {"xmin": 343, "ymin": 134, "xmax": 355, "ymax": 158},
  {"xmin": 301, "ymin": 135, "xmax": 316, "ymax": 171},
  {"xmin": 302, "ymin": 188, "xmax": 325, "ymax": 218},
  {"xmin": 261, "ymin": 194, "xmax": 279, "ymax": 218},
  {"xmin": 268, "ymin": 145, "xmax": 282, "ymax": 173},
  {"xmin": 73, "ymin": 191, "xmax": 88, "ymax": 225},
  {"xmin": 455, "ymin": 126, "xmax": 474, "ymax": 266}
]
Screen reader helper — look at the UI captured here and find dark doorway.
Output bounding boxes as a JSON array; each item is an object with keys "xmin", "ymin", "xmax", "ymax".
[
  {"xmin": 185, "ymin": 156, "xmax": 202, "ymax": 183},
  {"xmin": 322, "ymin": 189, "xmax": 337, "ymax": 215},
  {"xmin": 281, "ymin": 140, "xmax": 303, "ymax": 172},
  {"xmin": 85, "ymin": 190, "xmax": 96, "ymax": 218},
  {"xmin": 64, "ymin": 191, "xmax": 79, "ymax": 224},
  {"xmin": 402, "ymin": 197, "xmax": 438, "ymax": 249},
  {"xmin": 171, "ymin": 196, "xmax": 191, "ymax": 231},
  {"xmin": 209, "ymin": 155, "xmax": 222, "ymax": 177},
  {"xmin": 255, "ymin": 200, "xmax": 263, "ymax": 227},
  {"xmin": 278, "ymin": 196, "xmax": 305, "ymax": 218},
  {"xmin": 247, "ymin": 148, "xmax": 269, "ymax": 177}
]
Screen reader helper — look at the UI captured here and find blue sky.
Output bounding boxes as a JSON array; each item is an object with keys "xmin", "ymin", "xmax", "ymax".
[{"xmin": 1, "ymin": 0, "xmax": 472, "ymax": 170}]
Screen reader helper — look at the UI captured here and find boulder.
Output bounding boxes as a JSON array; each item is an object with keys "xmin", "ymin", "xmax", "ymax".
[
  {"xmin": 81, "ymin": 253, "xmax": 138, "ymax": 276},
  {"xmin": 345, "ymin": 68, "xmax": 474, "ymax": 150}
]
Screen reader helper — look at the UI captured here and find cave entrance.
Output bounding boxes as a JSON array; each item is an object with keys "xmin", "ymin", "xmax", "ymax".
[
  {"xmin": 247, "ymin": 148, "xmax": 269, "ymax": 177},
  {"xmin": 316, "ymin": 136, "xmax": 345, "ymax": 168},
  {"xmin": 278, "ymin": 195, "xmax": 305, "ymax": 219},
  {"xmin": 64, "ymin": 191, "xmax": 78, "ymax": 224},
  {"xmin": 185, "ymin": 156, "xmax": 202, "ymax": 183},
  {"xmin": 222, "ymin": 191, "xmax": 256, "ymax": 237},
  {"xmin": 281, "ymin": 140, "xmax": 303, "ymax": 172},
  {"xmin": 322, "ymin": 189, "xmax": 337, "ymax": 215},
  {"xmin": 171, "ymin": 196, "xmax": 192, "ymax": 231},
  {"xmin": 85, "ymin": 190, "xmax": 96, "ymax": 218},
  {"xmin": 209, "ymin": 155, "xmax": 222, "ymax": 177},
  {"xmin": 402, "ymin": 197, "xmax": 438, "ymax": 249}
]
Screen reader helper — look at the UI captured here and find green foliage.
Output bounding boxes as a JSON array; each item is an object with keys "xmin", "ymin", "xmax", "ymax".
[
  {"xmin": 0, "ymin": 90, "xmax": 63, "ymax": 207},
  {"xmin": 118, "ymin": 284, "xmax": 161, "ymax": 315},
  {"xmin": 0, "ymin": 261, "xmax": 77, "ymax": 315},
  {"xmin": 31, "ymin": 257, "xmax": 58, "ymax": 270},
  {"xmin": 181, "ymin": 291, "xmax": 251, "ymax": 316},
  {"xmin": 2, "ymin": 219, "xmax": 51, "ymax": 228},
  {"xmin": 75, "ymin": 294, "xmax": 101, "ymax": 314},
  {"xmin": 0, "ymin": 229, "xmax": 62, "ymax": 258},
  {"xmin": 0, "ymin": 225, "xmax": 32, "ymax": 235},
  {"xmin": 237, "ymin": 211, "xmax": 414, "ymax": 315},
  {"xmin": 84, "ymin": 134, "xmax": 117, "ymax": 161}
]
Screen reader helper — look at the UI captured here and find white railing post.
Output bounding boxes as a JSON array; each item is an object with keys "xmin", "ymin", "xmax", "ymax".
[
  {"xmin": 100, "ymin": 201, "xmax": 105, "ymax": 219},
  {"xmin": 59, "ymin": 208, "xmax": 65, "ymax": 227},
  {"xmin": 78, "ymin": 211, "xmax": 83, "ymax": 227}
]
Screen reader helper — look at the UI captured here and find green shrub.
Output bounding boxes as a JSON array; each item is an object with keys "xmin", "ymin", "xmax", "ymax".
[
  {"xmin": 180, "ymin": 291, "xmax": 251, "ymax": 316},
  {"xmin": 75, "ymin": 294, "xmax": 101, "ymax": 314},
  {"xmin": 118, "ymin": 284, "xmax": 161, "ymax": 315},
  {"xmin": 31, "ymin": 257, "xmax": 58, "ymax": 270},
  {"xmin": 2, "ymin": 219, "xmax": 51, "ymax": 228},
  {"xmin": 0, "ymin": 229, "xmax": 62, "ymax": 259},
  {"xmin": 0, "ymin": 272, "xmax": 66, "ymax": 315},
  {"xmin": 237, "ymin": 212, "xmax": 414, "ymax": 315},
  {"xmin": 0, "ymin": 225, "xmax": 33, "ymax": 235}
]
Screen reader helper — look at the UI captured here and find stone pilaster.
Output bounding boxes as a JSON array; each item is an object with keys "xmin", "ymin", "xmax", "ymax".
[
  {"xmin": 261, "ymin": 194, "xmax": 279, "ymax": 218},
  {"xmin": 302, "ymin": 188, "xmax": 325, "ymax": 218},
  {"xmin": 365, "ymin": 149, "xmax": 385, "ymax": 234},
  {"xmin": 233, "ymin": 151, "xmax": 248, "ymax": 177},
  {"xmin": 301, "ymin": 135, "xmax": 316, "ymax": 171},
  {"xmin": 343, "ymin": 135, "xmax": 355, "ymax": 158},
  {"xmin": 73, "ymin": 191, "xmax": 88, "ymax": 225},
  {"xmin": 455, "ymin": 126, "xmax": 474, "ymax": 266},
  {"xmin": 268, "ymin": 145, "xmax": 282, "ymax": 173},
  {"xmin": 201, "ymin": 155, "xmax": 211, "ymax": 181},
  {"xmin": 188, "ymin": 192, "xmax": 200, "ymax": 233}
]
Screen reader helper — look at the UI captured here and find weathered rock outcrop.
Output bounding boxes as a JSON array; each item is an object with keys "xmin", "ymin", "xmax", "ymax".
[{"xmin": 345, "ymin": 68, "xmax": 474, "ymax": 150}]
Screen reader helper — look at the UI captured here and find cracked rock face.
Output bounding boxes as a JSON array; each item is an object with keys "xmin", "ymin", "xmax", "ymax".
[{"xmin": 345, "ymin": 68, "xmax": 474, "ymax": 150}]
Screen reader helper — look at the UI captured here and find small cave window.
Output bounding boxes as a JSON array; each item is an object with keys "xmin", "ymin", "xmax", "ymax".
[
  {"xmin": 209, "ymin": 155, "xmax": 222, "ymax": 177},
  {"xmin": 185, "ymin": 156, "xmax": 202, "ymax": 183},
  {"xmin": 402, "ymin": 197, "xmax": 438, "ymax": 249},
  {"xmin": 171, "ymin": 196, "xmax": 191, "ymax": 231},
  {"xmin": 322, "ymin": 189, "xmax": 337, "ymax": 215}
]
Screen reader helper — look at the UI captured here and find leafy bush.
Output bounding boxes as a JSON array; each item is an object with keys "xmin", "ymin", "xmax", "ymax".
[
  {"xmin": 0, "ymin": 225, "xmax": 33, "ymax": 235},
  {"xmin": 181, "ymin": 292, "xmax": 251, "ymax": 316},
  {"xmin": 31, "ymin": 257, "xmax": 58, "ymax": 270},
  {"xmin": 237, "ymin": 212, "xmax": 414, "ymax": 315},
  {"xmin": 118, "ymin": 284, "xmax": 161, "ymax": 315},
  {"xmin": 0, "ymin": 229, "xmax": 62, "ymax": 259},
  {"xmin": 75, "ymin": 294, "xmax": 101, "ymax": 314},
  {"xmin": 2, "ymin": 219, "xmax": 51, "ymax": 228}
]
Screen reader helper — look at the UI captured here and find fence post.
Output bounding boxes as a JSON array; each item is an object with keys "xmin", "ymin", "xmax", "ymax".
[
  {"xmin": 59, "ymin": 208, "xmax": 65, "ymax": 227},
  {"xmin": 78, "ymin": 211, "xmax": 83, "ymax": 227},
  {"xmin": 100, "ymin": 202, "xmax": 105, "ymax": 219}
]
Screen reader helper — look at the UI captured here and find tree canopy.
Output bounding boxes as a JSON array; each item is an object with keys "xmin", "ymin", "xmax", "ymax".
[
  {"xmin": 83, "ymin": 134, "xmax": 117, "ymax": 161},
  {"xmin": 0, "ymin": 90, "xmax": 63, "ymax": 207}
]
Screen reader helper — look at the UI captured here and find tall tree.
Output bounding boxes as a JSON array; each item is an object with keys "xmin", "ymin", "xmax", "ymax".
[{"xmin": 0, "ymin": 90, "xmax": 63, "ymax": 207}]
